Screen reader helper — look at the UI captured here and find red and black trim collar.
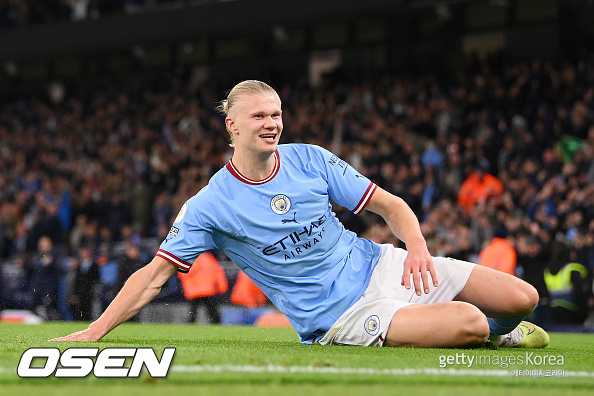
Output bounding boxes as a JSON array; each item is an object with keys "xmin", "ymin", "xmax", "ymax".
[{"xmin": 226, "ymin": 150, "xmax": 280, "ymax": 185}]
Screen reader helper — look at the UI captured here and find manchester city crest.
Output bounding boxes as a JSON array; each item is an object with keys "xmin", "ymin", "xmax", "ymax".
[
  {"xmin": 271, "ymin": 194, "xmax": 291, "ymax": 215},
  {"xmin": 364, "ymin": 315, "xmax": 380, "ymax": 336}
]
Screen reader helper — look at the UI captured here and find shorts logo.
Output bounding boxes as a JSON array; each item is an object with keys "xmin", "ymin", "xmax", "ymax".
[
  {"xmin": 168, "ymin": 226, "xmax": 179, "ymax": 237},
  {"xmin": 271, "ymin": 194, "xmax": 291, "ymax": 215},
  {"xmin": 175, "ymin": 202, "xmax": 188, "ymax": 223},
  {"xmin": 364, "ymin": 315, "xmax": 380, "ymax": 336}
]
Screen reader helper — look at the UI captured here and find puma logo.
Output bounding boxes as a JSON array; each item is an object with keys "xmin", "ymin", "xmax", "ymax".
[{"xmin": 282, "ymin": 212, "xmax": 299, "ymax": 224}]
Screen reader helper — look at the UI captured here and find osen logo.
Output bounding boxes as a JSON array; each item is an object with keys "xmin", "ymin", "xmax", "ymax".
[
  {"xmin": 17, "ymin": 347, "xmax": 175, "ymax": 378},
  {"xmin": 271, "ymin": 194, "xmax": 291, "ymax": 215}
]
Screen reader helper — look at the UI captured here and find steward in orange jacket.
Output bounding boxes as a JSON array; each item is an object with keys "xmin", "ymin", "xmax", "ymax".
[
  {"xmin": 178, "ymin": 251, "xmax": 228, "ymax": 299},
  {"xmin": 230, "ymin": 271, "xmax": 292, "ymax": 329},
  {"xmin": 478, "ymin": 230, "xmax": 517, "ymax": 276},
  {"xmin": 458, "ymin": 165, "xmax": 503, "ymax": 213},
  {"xmin": 230, "ymin": 270, "xmax": 267, "ymax": 307},
  {"xmin": 178, "ymin": 251, "xmax": 228, "ymax": 323}
]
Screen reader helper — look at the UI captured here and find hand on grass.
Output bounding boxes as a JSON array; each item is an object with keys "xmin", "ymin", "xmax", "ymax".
[{"xmin": 49, "ymin": 327, "xmax": 102, "ymax": 342}]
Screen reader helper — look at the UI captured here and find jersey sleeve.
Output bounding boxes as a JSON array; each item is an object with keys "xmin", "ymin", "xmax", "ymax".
[
  {"xmin": 311, "ymin": 145, "xmax": 377, "ymax": 215},
  {"xmin": 156, "ymin": 196, "xmax": 216, "ymax": 273}
]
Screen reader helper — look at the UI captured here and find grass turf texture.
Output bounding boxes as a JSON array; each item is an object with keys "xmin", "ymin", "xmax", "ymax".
[{"xmin": 0, "ymin": 322, "xmax": 593, "ymax": 395}]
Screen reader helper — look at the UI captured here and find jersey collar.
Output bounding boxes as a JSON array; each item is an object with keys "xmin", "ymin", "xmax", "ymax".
[{"xmin": 226, "ymin": 150, "xmax": 280, "ymax": 185}]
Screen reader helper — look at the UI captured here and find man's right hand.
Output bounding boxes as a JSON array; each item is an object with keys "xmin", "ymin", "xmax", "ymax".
[
  {"xmin": 49, "ymin": 256, "xmax": 177, "ymax": 343},
  {"xmin": 49, "ymin": 327, "xmax": 102, "ymax": 342}
]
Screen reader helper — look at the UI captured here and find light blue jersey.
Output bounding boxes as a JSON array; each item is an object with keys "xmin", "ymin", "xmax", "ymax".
[{"xmin": 157, "ymin": 144, "xmax": 382, "ymax": 343}]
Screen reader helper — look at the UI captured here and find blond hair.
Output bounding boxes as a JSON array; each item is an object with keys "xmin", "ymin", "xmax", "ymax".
[{"xmin": 218, "ymin": 80, "xmax": 280, "ymax": 147}]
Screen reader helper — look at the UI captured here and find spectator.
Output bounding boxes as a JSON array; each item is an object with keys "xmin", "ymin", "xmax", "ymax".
[
  {"xmin": 104, "ymin": 192, "xmax": 132, "ymax": 241},
  {"xmin": 57, "ymin": 256, "xmax": 76, "ymax": 322},
  {"xmin": 457, "ymin": 159, "xmax": 504, "ymax": 214},
  {"xmin": 544, "ymin": 261, "xmax": 590, "ymax": 325},
  {"xmin": 68, "ymin": 240, "xmax": 100, "ymax": 321},
  {"xmin": 0, "ymin": 256, "xmax": 33, "ymax": 310},
  {"xmin": 178, "ymin": 251, "xmax": 228, "ymax": 324},
  {"xmin": 26, "ymin": 200, "xmax": 63, "ymax": 252},
  {"xmin": 152, "ymin": 192, "xmax": 174, "ymax": 236},
  {"xmin": 114, "ymin": 239, "xmax": 146, "ymax": 322},
  {"xmin": 68, "ymin": 214, "xmax": 88, "ymax": 252},
  {"xmin": 470, "ymin": 212, "xmax": 494, "ymax": 255},
  {"xmin": 516, "ymin": 234, "xmax": 551, "ymax": 327},
  {"xmin": 0, "ymin": 55, "xmax": 591, "ymax": 330},
  {"xmin": 28, "ymin": 236, "xmax": 62, "ymax": 320},
  {"xmin": 115, "ymin": 240, "xmax": 145, "ymax": 293},
  {"xmin": 227, "ymin": 269, "xmax": 270, "ymax": 325},
  {"xmin": 97, "ymin": 247, "xmax": 119, "ymax": 313},
  {"xmin": 230, "ymin": 270, "xmax": 267, "ymax": 308},
  {"xmin": 478, "ymin": 226, "xmax": 517, "ymax": 276}
]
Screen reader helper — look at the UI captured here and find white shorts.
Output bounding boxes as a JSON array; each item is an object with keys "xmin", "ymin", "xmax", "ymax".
[{"xmin": 318, "ymin": 244, "xmax": 476, "ymax": 347}]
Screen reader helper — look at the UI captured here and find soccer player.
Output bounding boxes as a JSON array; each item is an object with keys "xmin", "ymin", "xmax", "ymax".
[{"xmin": 52, "ymin": 80, "xmax": 549, "ymax": 348}]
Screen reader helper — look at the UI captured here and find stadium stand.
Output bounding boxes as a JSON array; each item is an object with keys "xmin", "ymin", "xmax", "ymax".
[{"xmin": 0, "ymin": 0, "xmax": 592, "ymax": 331}]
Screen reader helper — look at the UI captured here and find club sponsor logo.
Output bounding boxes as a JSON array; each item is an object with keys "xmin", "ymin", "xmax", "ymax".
[
  {"xmin": 271, "ymin": 194, "xmax": 291, "ymax": 215},
  {"xmin": 17, "ymin": 347, "xmax": 175, "ymax": 378},
  {"xmin": 364, "ymin": 315, "xmax": 380, "ymax": 336},
  {"xmin": 263, "ymin": 214, "xmax": 327, "ymax": 260}
]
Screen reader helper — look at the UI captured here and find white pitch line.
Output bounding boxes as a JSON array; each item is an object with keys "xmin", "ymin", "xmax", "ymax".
[
  {"xmin": 1, "ymin": 364, "xmax": 593, "ymax": 378},
  {"xmin": 171, "ymin": 364, "xmax": 510, "ymax": 377},
  {"xmin": 171, "ymin": 364, "xmax": 594, "ymax": 378}
]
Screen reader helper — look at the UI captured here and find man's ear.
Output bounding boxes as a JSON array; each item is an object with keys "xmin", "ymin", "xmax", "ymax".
[{"xmin": 225, "ymin": 117, "xmax": 238, "ymax": 134}]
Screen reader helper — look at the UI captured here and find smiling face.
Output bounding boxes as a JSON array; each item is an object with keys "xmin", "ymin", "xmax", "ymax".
[{"xmin": 225, "ymin": 93, "xmax": 283, "ymax": 157}]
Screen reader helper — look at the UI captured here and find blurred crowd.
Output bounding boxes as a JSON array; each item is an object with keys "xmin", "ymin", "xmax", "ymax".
[
  {"xmin": 0, "ymin": 56, "xmax": 593, "ymax": 329},
  {"xmin": 0, "ymin": 0, "xmax": 195, "ymax": 27}
]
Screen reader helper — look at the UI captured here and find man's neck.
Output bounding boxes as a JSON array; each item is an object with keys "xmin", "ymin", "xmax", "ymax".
[{"xmin": 231, "ymin": 149, "xmax": 277, "ymax": 181}]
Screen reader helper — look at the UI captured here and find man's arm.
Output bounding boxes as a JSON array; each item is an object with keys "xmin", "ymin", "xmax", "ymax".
[
  {"xmin": 365, "ymin": 186, "xmax": 438, "ymax": 295},
  {"xmin": 51, "ymin": 256, "xmax": 177, "ymax": 341}
]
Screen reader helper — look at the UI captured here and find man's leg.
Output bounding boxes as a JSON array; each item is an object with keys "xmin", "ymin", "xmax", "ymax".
[
  {"xmin": 385, "ymin": 301, "xmax": 489, "ymax": 347},
  {"xmin": 189, "ymin": 298, "xmax": 200, "ymax": 323},
  {"xmin": 454, "ymin": 265, "xmax": 548, "ymax": 348},
  {"xmin": 454, "ymin": 265, "xmax": 538, "ymax": 319},
  {"xmin": 203, "ymin": 296, "xmax": 222, "ymax": 324}
]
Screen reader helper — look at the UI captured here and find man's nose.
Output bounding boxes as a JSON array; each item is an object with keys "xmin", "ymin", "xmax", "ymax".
[{"xmin": 263, "ymin": 117, "xmax": 277, "ymax": 127}]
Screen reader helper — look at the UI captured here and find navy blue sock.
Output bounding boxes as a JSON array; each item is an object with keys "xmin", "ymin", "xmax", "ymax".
[{"xmin": 487, "ymin": 316, "xmax": 525, "ymax": 336}]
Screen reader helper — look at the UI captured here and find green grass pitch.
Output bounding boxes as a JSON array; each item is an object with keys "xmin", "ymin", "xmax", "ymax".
[{"xmin": 1, "ymin": 322, "xmax": 593, "ymax": 395}]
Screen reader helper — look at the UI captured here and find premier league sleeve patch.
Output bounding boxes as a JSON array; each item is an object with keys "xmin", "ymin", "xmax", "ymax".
[
  {"xmin": 168, "ymin": 226, "xmax": 179, "ymax": 237},
  {"xmin": 174, "ymin": 202, "xmax": 188, "ymax": 223}
]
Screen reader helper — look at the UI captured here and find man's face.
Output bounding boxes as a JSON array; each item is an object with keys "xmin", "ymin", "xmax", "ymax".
[{"xmin": 226, "ymin": 93, "xmax": 283, "ymax": 155}]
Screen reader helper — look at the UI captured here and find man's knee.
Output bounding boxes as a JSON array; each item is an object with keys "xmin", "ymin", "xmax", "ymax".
[
  {"xmin": 457, "ymin": 302, "xmax": 490, "ymax": 346},
  {"xmin": 513, "ymin": 282, "xmax": 539, "ymax": 316}
]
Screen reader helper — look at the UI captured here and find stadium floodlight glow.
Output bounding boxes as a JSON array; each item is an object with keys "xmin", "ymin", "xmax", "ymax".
[{"xmin": 17, "ymin": 347, "xmax": 176, "ymax": 378}]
